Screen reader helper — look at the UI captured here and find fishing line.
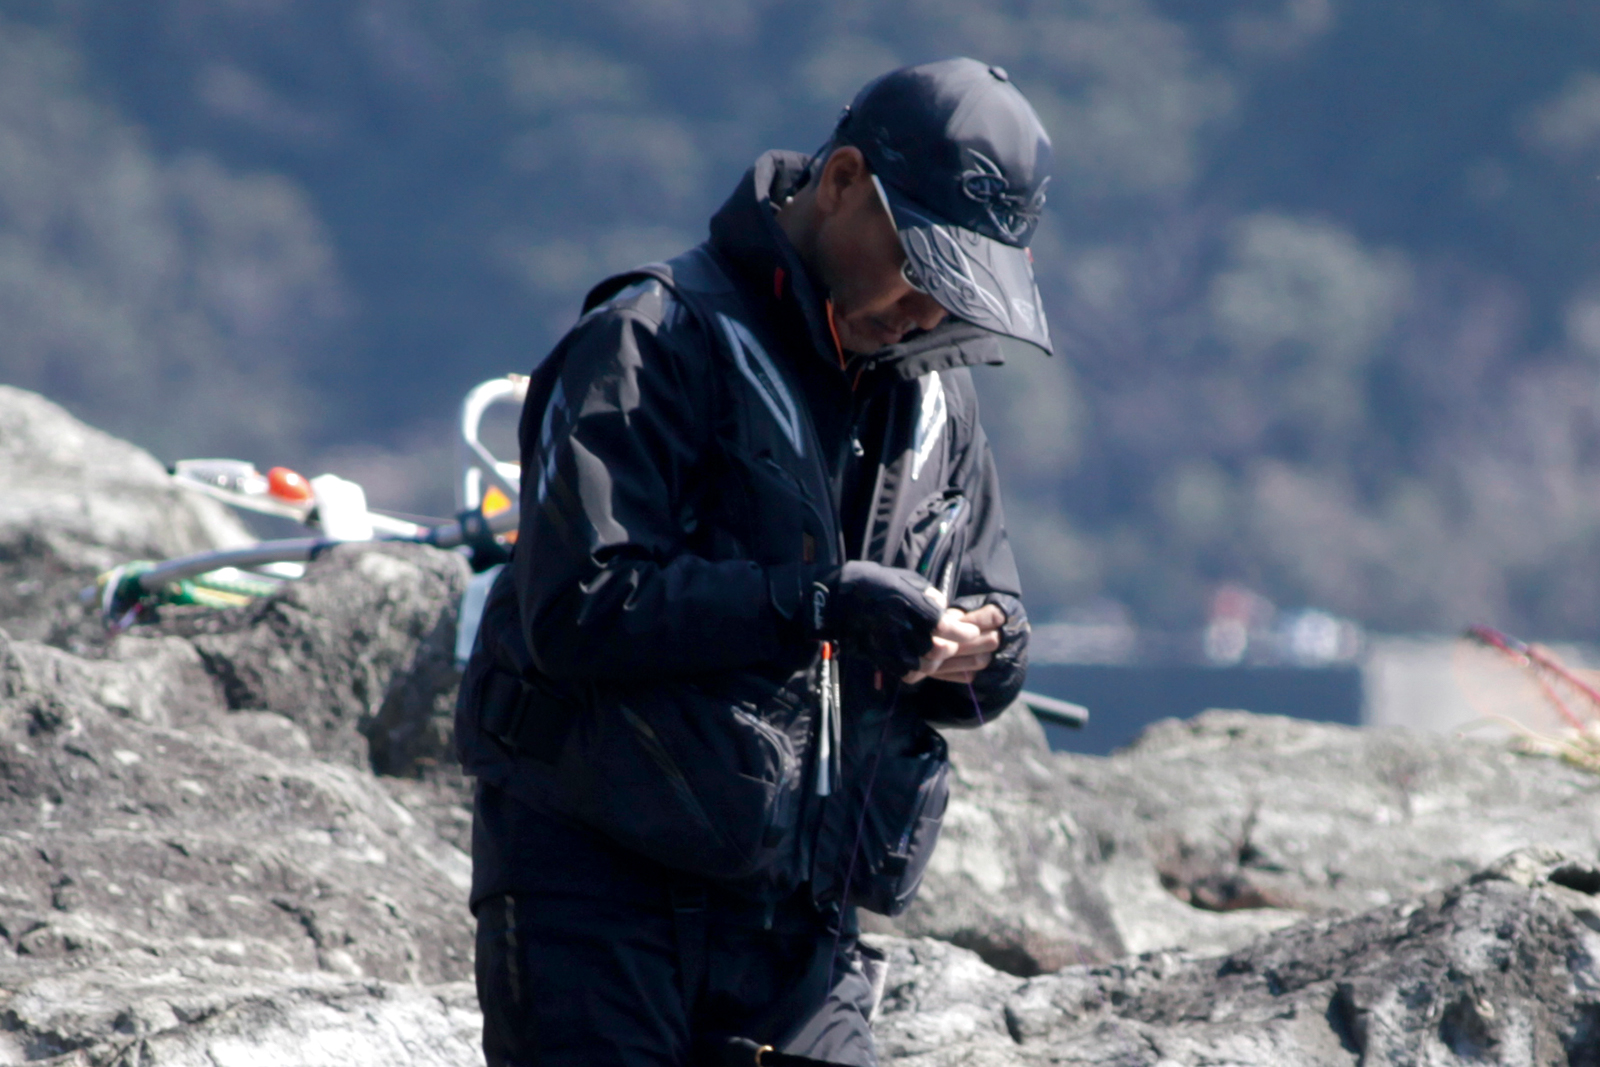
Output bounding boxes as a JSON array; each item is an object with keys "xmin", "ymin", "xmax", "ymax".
[{"xmin": 826, "ymin": 683, "xmax": 900, "ymax": 995}]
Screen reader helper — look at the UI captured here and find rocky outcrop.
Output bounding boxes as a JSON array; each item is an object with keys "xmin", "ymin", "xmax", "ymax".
[
  {"xmin": 4, "ymin": 384, "xmax": 1600, "ymax": 1065},
  {"xmin": 892, "ymin": 706, "xmax": 1600, "ymax": 978},
  {"xmin": 870, "ymin": 708, "xmax": 1133, "ymax": 974},
  {"xmin": 871, "ymin": 847, "xmax": 1600, "ymax": 1065},
  {"xmin": 0, "ymin": 627, "xmax": 475, "ymax": 985},
  {"xmin": 7, "ymin": 848, "xmax": 1596, "ymax": 1066},
  {"xmin": 1068, "ymin": 709, "xmax": 1600, "ymax": 952},
  {"xmin": 0, "ymin": 955, "xmax": 479, "ymax": 1067},
  {"xmin": 0, "ymin": 386, "xmax": 250, "ymax": 646},
  {"xmin": 157, "ymin": 543, "xmax": 471, "ymax": 775},
  {"xmin": 0, "ymin": 390, "xmax": 481, "ymax": 1016}
]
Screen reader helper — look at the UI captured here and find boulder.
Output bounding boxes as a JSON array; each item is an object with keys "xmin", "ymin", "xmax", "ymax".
[
  {"xmin": 0, "ymin": 628, "xmax": 474, "ymax": 985},
  {"xmin": 0, "ymin": 386, "xmax": 251, "ymax": 646},
  {"xmin": 895, "ymin": 708, "xmax": 1600, "ymax": 977},
  {"xmin": 868, "ymin": 708, "xmax": 1133, "ymax": 974},
  {"xmin": 1070, "ymin": 711, "xmax": 1600, "ymax": 939},
  {"xmin": 162, "ymin": 542, "xmax": 471, "ymax": 775},
  {"xmin": 0, "ymin": 385, "xmax": 471, "ymax": 775},
  {"xmin": 0, "ymin": 954, "xmax": 479, "ymax": 1067},
  {"xmin": 870, "ymin": 847, "xmax": 1600, "ymax": 1065}
]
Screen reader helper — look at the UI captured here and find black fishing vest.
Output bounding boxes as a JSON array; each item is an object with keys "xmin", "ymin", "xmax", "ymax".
[{"xmin": 456, "ymin": 245, "xmax": 951, "ymax": 916}]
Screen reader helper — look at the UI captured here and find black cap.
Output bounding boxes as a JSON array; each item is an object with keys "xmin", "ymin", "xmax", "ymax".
[{"xmin": 834, "ymin": 57, "xmax": 1053, "ymax": 356}]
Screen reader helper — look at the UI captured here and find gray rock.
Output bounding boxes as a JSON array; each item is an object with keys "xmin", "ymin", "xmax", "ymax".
[
  {"xmin": 870, "ymin": 847, "xmax": 1600, "ymax": 1065},
  {"xmin": 1075, "ymin": 711, "xmax": 1600, "ymax": 941},
  {"xmin": 165, "ymin": 542, "xmax": 471, "ymax": 775},
  {"xmin": 7, "ymin": 386, "xmax": 1600, "ymax": 1066},
  {"xmin": 898, "ymin": 707, "xmax": 1600, "ymax": 977},
  {"xmin": 0, "ymin": 386, "xmax": 250, "ymax": 645},
  {"xmin": 868, "ymin": 708, "xmax": 1131, "ymax": 975},
  {"xmin": 0, "ymin": 953, "xmax": 480, "ymax": 1067},
  {"xmin": 379, "ymin": 769, "xmax": 476, "ymax": 857},
  {"xmin": 0, "ymin": 628, "xmax": 474, "ymax": 984},
  {"xmin": 0, "ymin": 385, "xmax": 470, "ymax": 777}
]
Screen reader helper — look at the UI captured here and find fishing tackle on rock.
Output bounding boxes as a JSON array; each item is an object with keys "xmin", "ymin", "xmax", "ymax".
[{"xmin": 86, "ymin": 375, "xmax": 528, "ymax": 630}]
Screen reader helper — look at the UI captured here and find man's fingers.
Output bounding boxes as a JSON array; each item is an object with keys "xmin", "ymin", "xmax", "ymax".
[
  {"xmin": 933, "ymin": 610, "xmax": 981, "ymax": 644},
  {"xmin": 935, "ymin": 623, "xmax": 1000, "ymax": 659},
  {"xmin": 929, "ymin": 651, "xmax": 993, "ymax": 677},
  {"xmin": 902, "ymin": 635, "xmax": 959, "ymax": 685},
  {"xmin": 959, "ymin": 604, "xmax": 1006, "ymax": 632},
  {"xmin": 907, "ymin": 651, "xmax": 996, "ymax": 686},
  {"xmin": 902, "ymin": 612, "xmax": 1005, "ymax": 685},
  {"xmin": 904, "ymin": 665, "xmax": 980, "ymax": 685},
  {"xmin": 959, "ymin": 631, "xmax": 1001, "ymax": 656}
]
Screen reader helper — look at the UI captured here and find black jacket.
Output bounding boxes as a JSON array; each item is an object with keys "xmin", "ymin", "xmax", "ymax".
[{"xmin": 458, "ymin": 151, "xmax": 1028, "ymax": 910}]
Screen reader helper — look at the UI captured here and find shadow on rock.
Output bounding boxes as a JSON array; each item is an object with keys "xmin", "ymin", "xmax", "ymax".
[{"xmin": 147, "ymin": 542, "xmax": 471, "ymax": 777}]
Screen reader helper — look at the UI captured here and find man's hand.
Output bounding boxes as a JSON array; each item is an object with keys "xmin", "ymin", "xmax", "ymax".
[
  {"xmin": 816, "ymin": 560, "xmax": 946, "ymax": 677},
  {"xmin": 901, "ymin": 603, "xmax": 1005, "ymax": 685}
]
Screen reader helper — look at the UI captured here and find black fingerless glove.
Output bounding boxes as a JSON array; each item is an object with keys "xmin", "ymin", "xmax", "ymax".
[{"xmin": 768, "ymin": 560, "xmax": 943, "ymax": 676}]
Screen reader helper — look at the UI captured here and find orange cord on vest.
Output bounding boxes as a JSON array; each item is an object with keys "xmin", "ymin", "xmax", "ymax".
[{"xmin": 824, "ymin": 300, "xmax": 847, "ymax": 372}]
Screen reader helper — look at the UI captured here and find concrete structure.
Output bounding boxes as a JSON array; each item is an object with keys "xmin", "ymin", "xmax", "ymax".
[{"xmin": 1361, "ymin": 634, "xmax": 1599, "ymax": 739}]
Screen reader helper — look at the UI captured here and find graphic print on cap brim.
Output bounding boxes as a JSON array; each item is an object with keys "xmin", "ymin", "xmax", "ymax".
[{"xmin": 873, "ymin": 176, "xmax": 1052, "ymax": 357}]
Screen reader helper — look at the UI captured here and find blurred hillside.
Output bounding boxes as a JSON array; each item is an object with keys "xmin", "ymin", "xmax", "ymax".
[{"xmin": 4, "ymin": 0, "xmax": 1600, "ymax": 641}]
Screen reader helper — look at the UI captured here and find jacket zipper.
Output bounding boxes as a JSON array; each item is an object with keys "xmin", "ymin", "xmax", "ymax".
[{"xmin": 765, "ymin": 342, "xmax": 848, "ymax": 803}]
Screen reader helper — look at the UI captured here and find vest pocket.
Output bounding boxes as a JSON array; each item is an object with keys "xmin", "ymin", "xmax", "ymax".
[
  {"xmin": 813, "ymin": 710, "xmax": 950, "ymax": 917},
  {"xmin": 735, "ymin": 452, "xmax": 832, "ymax": 567},
  {"xmin": 897, "ymin": 491, "xmax": 968, "ymax": 585},
  {"xmin": 549, "ymin": 673, "xmax": 804, "ymax": 882}
]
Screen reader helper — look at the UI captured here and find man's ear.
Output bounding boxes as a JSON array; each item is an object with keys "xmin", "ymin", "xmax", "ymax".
[{"xmin": 815, "ymin": 146, "xmax": 868, "ymax": 217}]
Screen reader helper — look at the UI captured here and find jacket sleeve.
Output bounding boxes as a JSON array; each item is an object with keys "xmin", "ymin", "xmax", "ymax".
[
  {"xmin": 512, "ymin": 301, "xmax": 783, "ymax": 682},
  {"xmin": 903, "ymin": 370, "xmax": 1029, "ymax": 728}
]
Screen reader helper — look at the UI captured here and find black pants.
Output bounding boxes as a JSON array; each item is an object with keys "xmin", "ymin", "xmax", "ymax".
[{"xmin": 474, "ymin": 889, "xmax": 881, "ymax": 1067}]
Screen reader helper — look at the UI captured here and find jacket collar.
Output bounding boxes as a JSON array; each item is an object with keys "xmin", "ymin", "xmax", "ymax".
[
  {"xmin": 708, "ymin": 151, "xmax": 839, "ymax": 372},
  {"xmin": 707, "ymin": 151, "xmax": 1012, "ymax": 384}
]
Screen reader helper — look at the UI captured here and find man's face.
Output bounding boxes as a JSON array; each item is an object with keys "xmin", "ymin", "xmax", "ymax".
[{"xmin": 812, "ymin": 149, "xmax": 948, "ymax": 354}]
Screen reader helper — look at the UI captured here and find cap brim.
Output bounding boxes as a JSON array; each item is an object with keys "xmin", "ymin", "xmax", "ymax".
[{"xmin": 874, "ymin": 176, "xmax": 1052, "ymax": 357}]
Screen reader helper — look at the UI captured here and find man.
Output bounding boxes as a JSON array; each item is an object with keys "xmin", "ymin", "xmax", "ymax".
[{"xmin": 457, "ymin": 57, "xmax": 1052, "ymax": 1067}]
